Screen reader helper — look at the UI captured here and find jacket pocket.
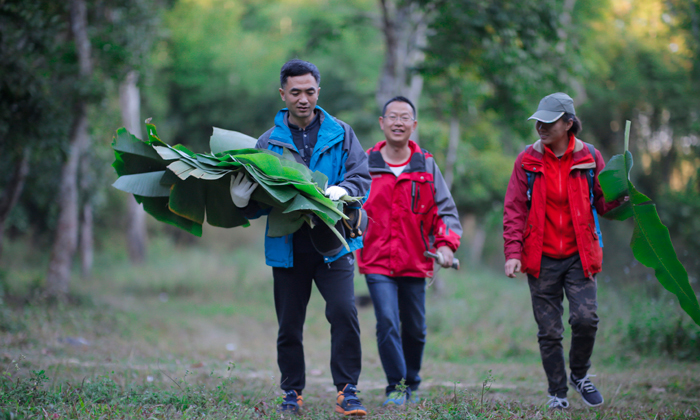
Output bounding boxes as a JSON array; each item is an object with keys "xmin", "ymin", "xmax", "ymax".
[{"xmin": 411, "ymin": 180, "xmax": 435, "ymax": 214}]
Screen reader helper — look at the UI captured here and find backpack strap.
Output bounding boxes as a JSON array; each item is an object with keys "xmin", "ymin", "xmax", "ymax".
[
  {"xmin": 523, "ymin": 145, "xmax": 536, "ymax": 210},
  {"xmin": 526, "ymin": 171, "xmax": 535, "ymax": 210},
  {"xmin": 584, "ymin": 142, "xmax": 604, "ymax": 248}
]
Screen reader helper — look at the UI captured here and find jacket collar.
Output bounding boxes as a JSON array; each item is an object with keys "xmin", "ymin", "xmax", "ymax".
[
  {"xmin": 368, "ymin": 140, "xmax": 426, "ymax": 173},
  {"xmin": 526, "ymin": 137, "xmax": 595, "ymax": 170},
  {"xmin": 269, "ymin": 106, "xmax": 343, "ymax": 152},
  {"xmin": 531, "ymin": 137, "xmax": 585, "ymax": 154}
]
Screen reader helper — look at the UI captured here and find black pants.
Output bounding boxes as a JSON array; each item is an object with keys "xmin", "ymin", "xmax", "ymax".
[
  {"xmin": 272, "ymin": 227, "xmax": 361, "ymax": 392},
  {"xmin": 527, "ymin": 254, "xmax": 599, "ymax": 398}
]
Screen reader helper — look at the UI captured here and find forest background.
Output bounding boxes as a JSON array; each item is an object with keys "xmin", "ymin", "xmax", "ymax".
[{"xmin": 1, "ymin": 0, "xmax": 699, "ymax": 418}]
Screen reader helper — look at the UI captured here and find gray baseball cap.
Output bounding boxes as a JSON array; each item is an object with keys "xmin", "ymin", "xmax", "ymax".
[{"xmin": 528, "ymin": 92, "xmax": 575, "ymax": 123}]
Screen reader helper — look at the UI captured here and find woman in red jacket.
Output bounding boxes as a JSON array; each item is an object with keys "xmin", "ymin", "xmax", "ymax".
[{"xmin": 503, "ymin": 93, "xmax": 620, "ymax": 410}]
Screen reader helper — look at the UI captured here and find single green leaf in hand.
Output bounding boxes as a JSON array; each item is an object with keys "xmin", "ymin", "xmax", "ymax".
[
  {"xmin": 599, "ymin": 120, "xmax": 700, "ymax": 326},
  {"xmin": 598, "ymin": 153, "xmax": 629, "ymax": 203},
  {"xmin": 630, "ymin": 203, "xmax": 700, "ymax": 326}
]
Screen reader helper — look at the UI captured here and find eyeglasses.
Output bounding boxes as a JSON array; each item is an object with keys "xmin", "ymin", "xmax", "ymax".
[{"xmin": 383, "ymin": 114, "xmax": 415, "ymax": 123}]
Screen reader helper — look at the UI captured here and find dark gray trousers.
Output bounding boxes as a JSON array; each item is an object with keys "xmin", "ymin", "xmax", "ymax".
[{"xmin": 527, "ymin": 254, "xmax": 599, "ymax": 398}]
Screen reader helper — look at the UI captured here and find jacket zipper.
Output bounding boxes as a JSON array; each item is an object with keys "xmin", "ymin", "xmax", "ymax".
[
  {"xmin": 411, "ymin": 181, "xmax": 417, "ymax": 212},
  {"xmin": 420, "ymin": 221, "xmax": 429, "ymax": 252}
]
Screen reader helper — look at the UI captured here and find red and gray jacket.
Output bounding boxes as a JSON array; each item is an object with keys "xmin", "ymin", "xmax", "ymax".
[
  {"xmin": 503, "ymin": 138, "xmax": 619, "ymax": 278},
  {"xmin": 358, "ymin": 141, "xmax": 462, "ymax": 278}
]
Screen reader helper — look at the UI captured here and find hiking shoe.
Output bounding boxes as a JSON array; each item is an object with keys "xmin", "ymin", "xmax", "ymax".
[
  {"xmin": 382, "ymin": 390, "xmax": 407, "ymax": 406},
  {"xmin": 335, "ymin": 384, "xmax": 367, "ymax": 416},
  {"xmin": 570, "ymin": 374, "xmax": 604, "ymax": 407},
  {"xmin": 547, "ymin": 395, "xmax": 570, "ymax": 410},
  {"xmin": 278, "ymin": 390, "xmax": 303, "ymax": 414},
  {"xmin": 407, "ymin": 390, "xmax": 420, "ymax": 404}
]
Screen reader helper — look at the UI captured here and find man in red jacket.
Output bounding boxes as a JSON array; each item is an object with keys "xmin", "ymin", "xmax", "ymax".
[
  {"xmin": 358, "ymin": 96, "xmax": 461, "ymax": 406},
  {"xmin": 503, "ymin": 92, "xmax": 621, "ymax": 410}
]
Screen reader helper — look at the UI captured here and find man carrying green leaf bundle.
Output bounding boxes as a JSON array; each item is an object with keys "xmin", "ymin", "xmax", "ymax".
[
  {"xmin": 503, "ymin": 93, "xmax": 626, "ymax": 410},
  {"xmin": 230, "ymin": 59, "xmax": 370, "ymax": 416}
]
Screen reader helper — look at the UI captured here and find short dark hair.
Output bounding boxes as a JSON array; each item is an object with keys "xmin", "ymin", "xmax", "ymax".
[
  {"xmin": 382, "ymin": 96, "xmax": 416, "ymax": 119},
  {"xmin": 280, "ymin": 59, "xmax": 320, "ymax": 88},
  {"xmin": 563, "ymin": 113, "xmax": 582, "ymax": 136}
]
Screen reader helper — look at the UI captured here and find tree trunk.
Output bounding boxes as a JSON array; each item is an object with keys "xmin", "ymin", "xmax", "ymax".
[
  {"xmin": 444, "ymin": 112, "xmax": 460, "ymax": 189},
  {"xmin": 470, "ymin": 224, "xmax": 486, "ymax": 265},
  {"xmin": 78, "ymin": 145, "xmax": 94, "ymax": 279},
  {"xmin": 45, "ymin": 0, "xmax": 93, "ymax": 299},
  {"xmin": 376, "ymin": 0, "xmax": 429, "ymax": 138},
  {"xmin": 80, "ymin": 202, "xmax": 93, "ymax": 279},
  {"xmin": 119, "ymin": 70, "xmax": 147, "ymax": 264},
  {"xmin": 0, "ymin": 147, "xmax": 30, "ymax": 260}
]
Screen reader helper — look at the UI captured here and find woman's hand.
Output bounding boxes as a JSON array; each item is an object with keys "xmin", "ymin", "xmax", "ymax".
[{"xmin": 505, "ymin": 259, "xmax": 522, "ymax": 278}]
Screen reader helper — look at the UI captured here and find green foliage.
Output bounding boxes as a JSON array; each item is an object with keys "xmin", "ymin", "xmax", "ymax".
[
  {"xmin": 625, "ymin": 298, "xmax": 700, "ymax": 361},
  {"xmin": 112, "ymin": 122, "xmax": 354, "ymax": 247},
  {"xmin": 420, "ymin": 0, "xmax": 564, "ymax": 127},
  {"xmin": 599, "ymin": 122, "xmax": 700, "ymax": 326},
  {"xmin": 159, "ymin": 0, "xmax": 382, "ymax": 151}
]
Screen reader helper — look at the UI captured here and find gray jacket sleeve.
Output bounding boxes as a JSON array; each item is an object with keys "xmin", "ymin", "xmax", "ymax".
[
  {"xmin": 429, "ymin": 157, "xmax": 462, "ymax": 250},
  {"xmin": 336, "ymin": 120, "xmax": 371, "ymax": 198}
]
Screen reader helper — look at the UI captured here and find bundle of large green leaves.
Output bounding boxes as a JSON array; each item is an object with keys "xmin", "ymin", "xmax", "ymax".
[
  {"xmin": 111, "ymin": 122, "xmax": 353, "ymax": 247},
  {"xmin": 599, "ymin": 121, "xmax": 700, "ymax": 327}
]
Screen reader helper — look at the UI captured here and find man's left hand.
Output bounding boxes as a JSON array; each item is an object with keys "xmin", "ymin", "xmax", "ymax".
[
  {"xmin": 325, "ymin": 186, "xmax": 347, "ymax": 201},
  {"xmin": 436, "ymin": 246, "xmax": 454, "ymax": 268}
]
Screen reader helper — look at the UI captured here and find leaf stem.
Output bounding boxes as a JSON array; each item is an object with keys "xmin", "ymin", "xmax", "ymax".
[{"xmin": 624, "ymin": 120, "xmax": 631, "ymax": 153}]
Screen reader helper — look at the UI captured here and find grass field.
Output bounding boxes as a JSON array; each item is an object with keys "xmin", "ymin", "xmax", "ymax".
[{"xmin": 1, "ymin": 221, "xmax": 699, "ymax": 419}]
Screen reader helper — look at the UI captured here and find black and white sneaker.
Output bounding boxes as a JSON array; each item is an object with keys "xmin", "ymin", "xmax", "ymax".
[
  {"xmin": 569, "ymin": 374, "xmax": 604, "ymax": 407},
  {"xmin": 547, "ymin": 395, "xmax": 570, "ymax": 410}
]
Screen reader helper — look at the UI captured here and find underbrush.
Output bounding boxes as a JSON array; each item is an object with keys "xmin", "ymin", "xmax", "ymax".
[
  {"xmin": 1, "ymin": 367, "xmax": 698, "ymax": 419},
  {"xmin": 624, "ymin": 297, "xmax": 700, "ymax": 361}
]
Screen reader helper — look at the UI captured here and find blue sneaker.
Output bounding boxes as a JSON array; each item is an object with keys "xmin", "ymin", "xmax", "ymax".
[
  {"xmin": 335, "ymin": 384, "xmax": 367, "ymax": 416},
  {"xmin": 278, "ymin": 390, "xmax": 303, "ymax": 414},
  {"xmin": 382, "ymin": 391, "xmax": 407, "ymax": 406},
  {"xmin": 407, "ymin": 390, "xmax": 420, "ymax": 404}
]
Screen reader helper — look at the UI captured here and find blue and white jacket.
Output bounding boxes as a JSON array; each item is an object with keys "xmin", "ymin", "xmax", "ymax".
[{"xmin": 245, "ymin": 106, "xmax": 371, "ymax": 267}]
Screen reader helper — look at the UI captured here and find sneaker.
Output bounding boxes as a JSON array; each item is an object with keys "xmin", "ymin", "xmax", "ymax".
[
  {"xmin": 570, "ymin": 374, "xmax": 604, "ymax": 407},
  {"xmin": 335, "ymin": 384, "xmax": 368, "ymax": 416},
  {"xmin": 407, "ymin": 390, "xmax": 420, "ymax": 404},
  {"xmin": 382, "ymin": 390, "xmax": 407, "ymax": 406},
  {"xmin": 278, "ymin": 390, "xmax": 303, "ymax": 414},
  {"xmin": 547, "ymin": 395, "xmax": 570, "ymax": 410}
]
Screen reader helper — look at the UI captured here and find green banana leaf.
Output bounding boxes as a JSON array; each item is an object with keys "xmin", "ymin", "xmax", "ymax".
[
  {"xmin": 210, "ymin": 127, "xmax": 257, "ymax": 154},
  {"xmin": 112, "ymin": 122, "xmax": 354, "ymax": 249},
  {"xmin": 598, "ymin": 121, "xmax": 700, "ymax": 326},
  {"xmin": 112, "ymin": 171, "xmax": 171, "ymax": 197}
]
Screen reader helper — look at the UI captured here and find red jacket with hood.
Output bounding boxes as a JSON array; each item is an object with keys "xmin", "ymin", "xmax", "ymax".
[
  {"xmin": 503, "ymin": 138, "xmax": 619, "ymax": 278},
  {"xmin": 358, "ymin": 141, "xmax": 462, "ymax": 278}
]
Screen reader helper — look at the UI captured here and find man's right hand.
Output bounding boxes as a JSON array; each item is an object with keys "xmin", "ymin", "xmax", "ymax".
[
  {"xmin": 504, "ymin": 259, "xmax": 522, "ymax": 278},
  {"xmin": 230, "ymin": 172, "xmax": 258, "ymax": 208}
]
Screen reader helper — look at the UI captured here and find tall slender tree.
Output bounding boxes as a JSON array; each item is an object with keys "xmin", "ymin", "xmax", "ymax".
[
  {"xmin": 376, "ymin": 0, "xmax": 430, "ymax": 123},
  {"xmin": 45, "ymin": 0, "xmax": 93, "ymax": 298},
  {"xmin": 120, "ymin": 70, "xmax": 147, "ymax": 264}
]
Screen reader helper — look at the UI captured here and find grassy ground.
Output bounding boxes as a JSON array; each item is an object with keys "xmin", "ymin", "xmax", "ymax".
[{"xmin": 1, "ymin": 221, "xmax": 699, "ymax": 419}]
